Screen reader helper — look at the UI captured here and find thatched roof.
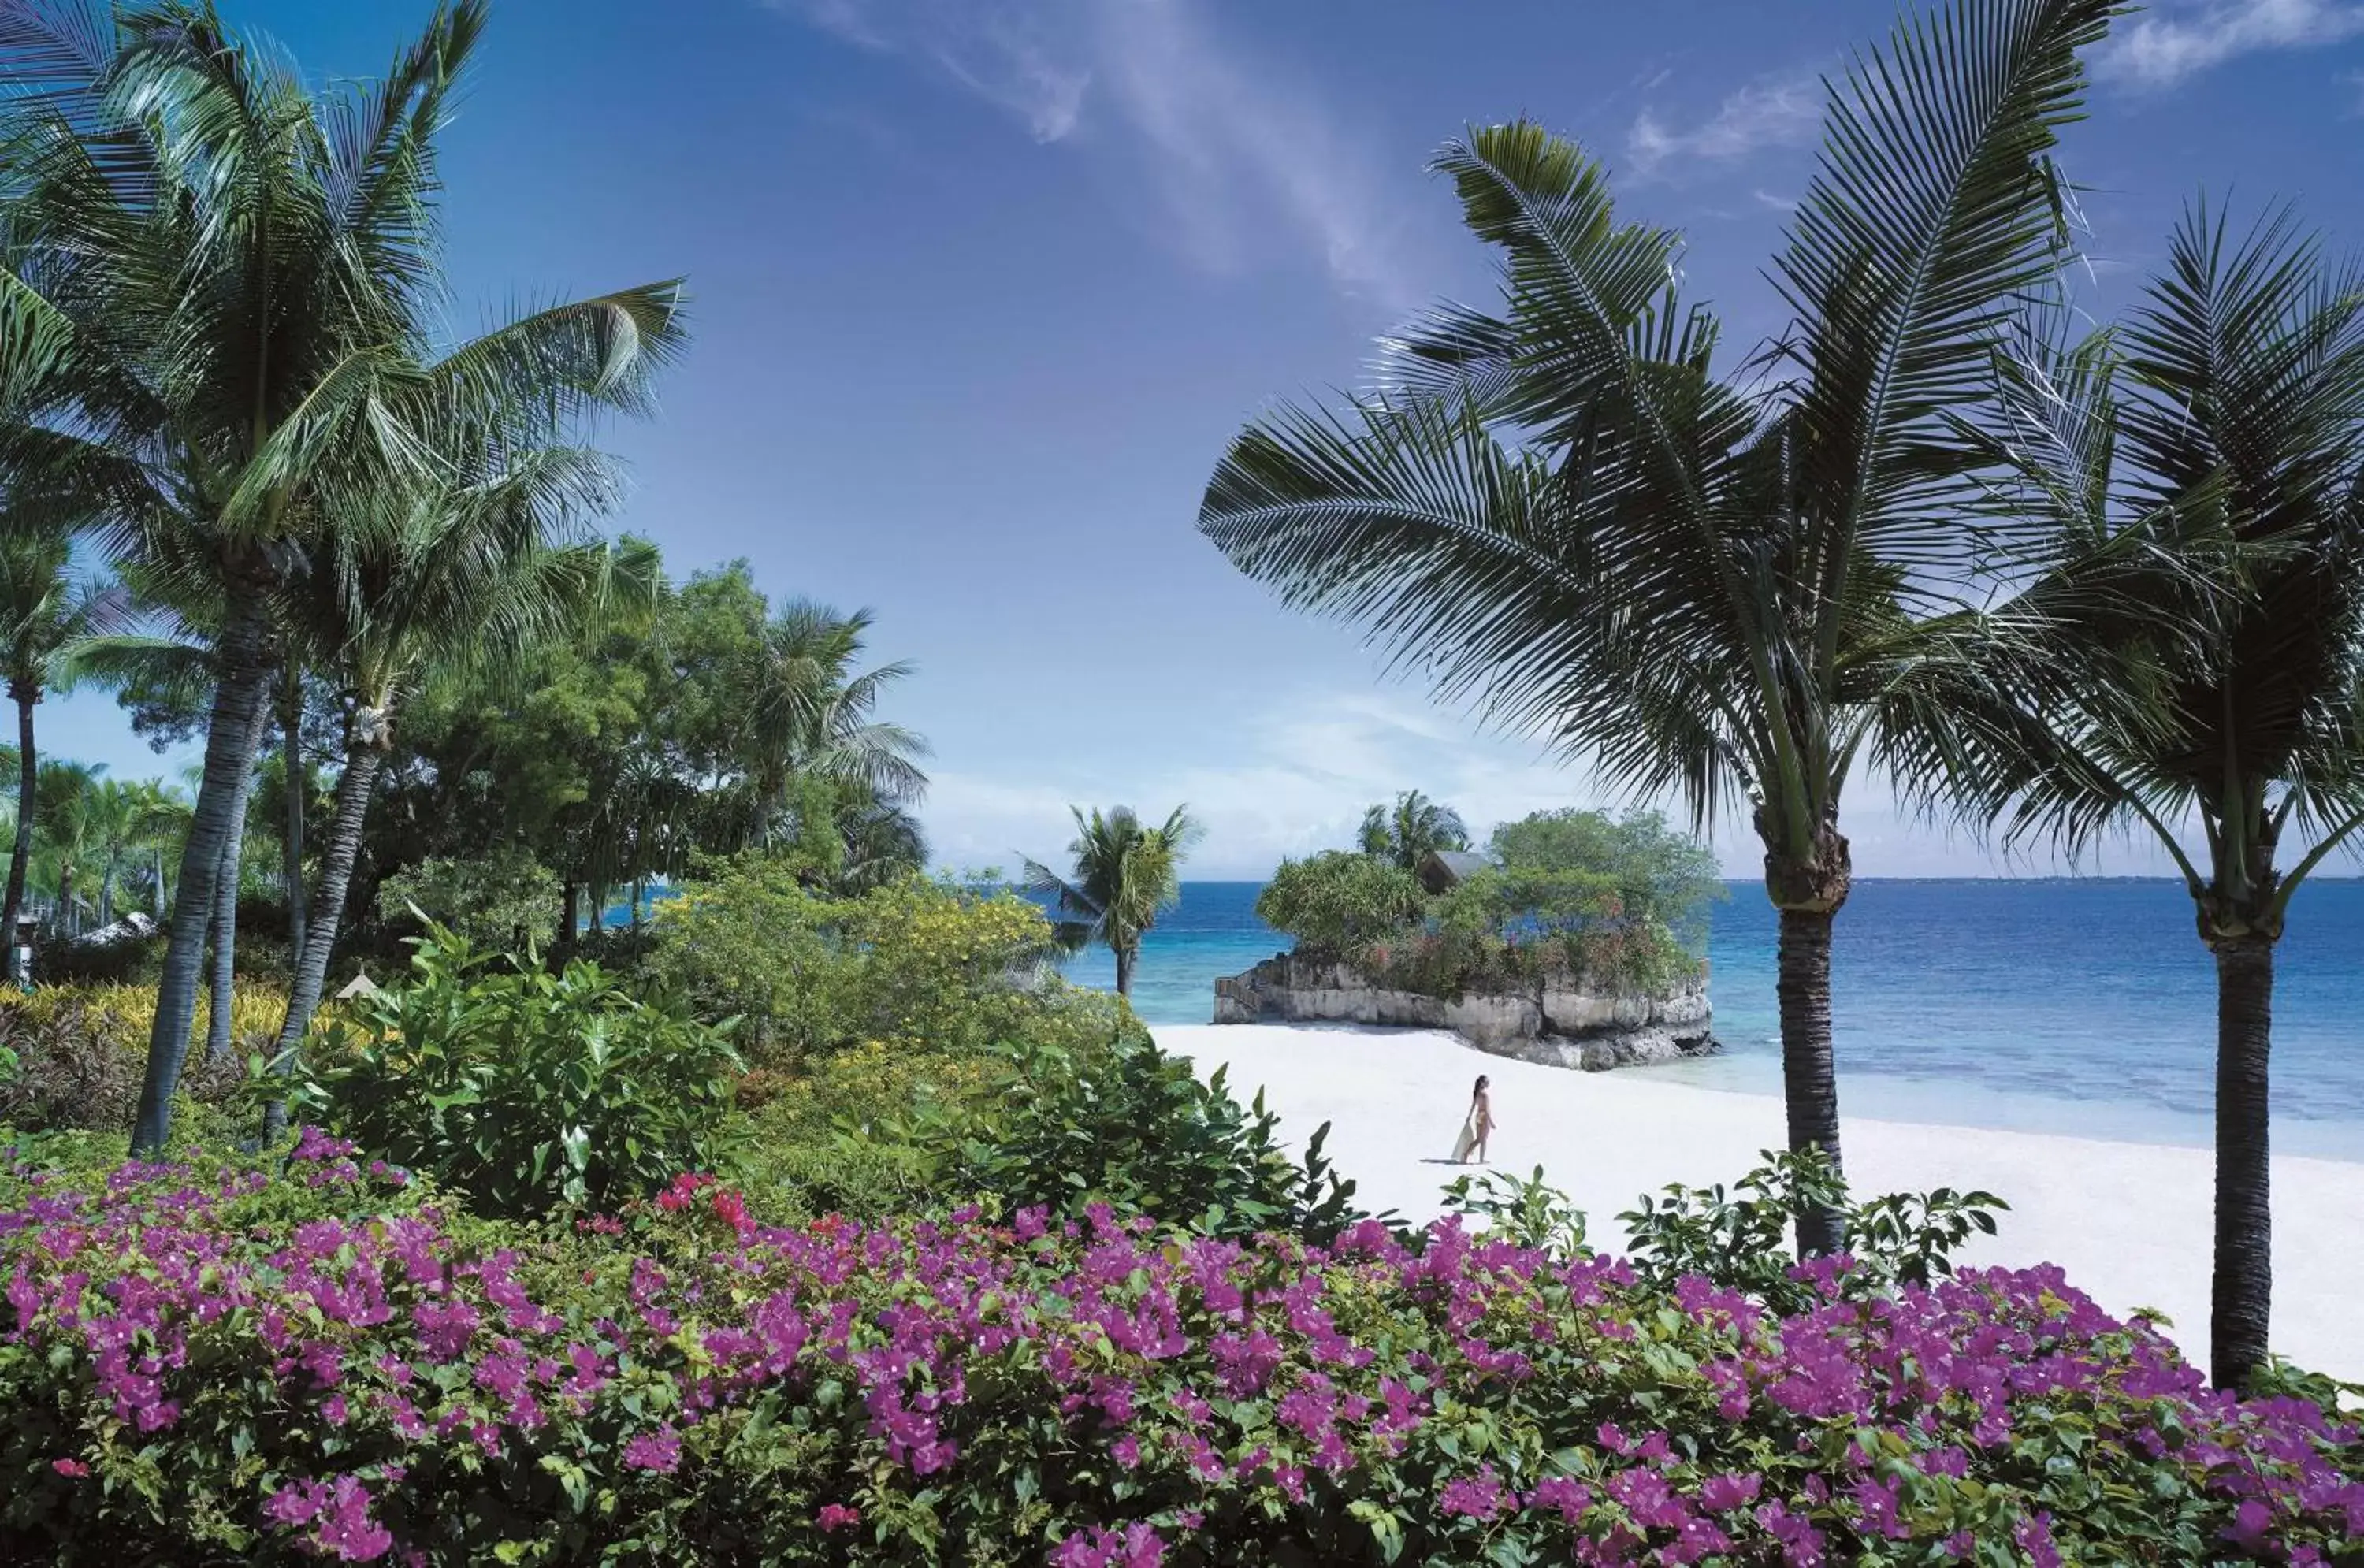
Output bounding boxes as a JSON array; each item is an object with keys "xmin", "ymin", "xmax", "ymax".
[{"xmin": 1417, "ymin": 849, "xmax": 1491, "ymax": 894}]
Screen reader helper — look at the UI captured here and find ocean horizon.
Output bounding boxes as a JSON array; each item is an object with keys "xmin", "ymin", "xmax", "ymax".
[{"xmin": 1061, "ymin": 878, "xmax": 2364, "ymax": 1162}]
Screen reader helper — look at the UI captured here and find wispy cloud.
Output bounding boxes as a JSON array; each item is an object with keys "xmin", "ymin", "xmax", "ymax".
[
  {"xmin": 775, "ymin": 0, "xmax": 1418, "ymax": 306},
  {"xmin": 1626, "ymin": 73, "xmax": 1822, "ymax": 180},
  {"xmin": 2097, "ymin": 0, "xmax": 2364, "ymax": 89},
  {"xmin": 924, "ymin": 689, "xmax": 1623, "ymax": 880}
]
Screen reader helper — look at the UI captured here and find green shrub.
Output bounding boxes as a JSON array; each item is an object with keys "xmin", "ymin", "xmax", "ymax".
[
  {"xmin": 0, "ymin": 986, "xmax": 269, "ymax": 1132},
  {"xmin": 277, "ymin": 925, "xmax": 745, "ymax": 1216},
  {"xmin": 1487, "ymin": 806, "xmax": 1727, "ymax": 941},
  {"xmin": 1253, "ymin": 850, "xmax": 1425, "ymax": 955},
  {"xmin": 643, "ymin": 857, "xmax": 1061, "ymax": 1060},
  {"xmin": 879, "ymin": 1030, "xmax": 1367, "ymax": 1240},
  {"xmin": 375, "ymin": 846, "xmax": 559, "ymax": 955}
]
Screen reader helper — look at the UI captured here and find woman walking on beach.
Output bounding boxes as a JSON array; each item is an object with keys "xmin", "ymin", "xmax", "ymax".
[{"xmin": 1451, "ymin": 1076, "xmax": 1494, "ymax": 1165}]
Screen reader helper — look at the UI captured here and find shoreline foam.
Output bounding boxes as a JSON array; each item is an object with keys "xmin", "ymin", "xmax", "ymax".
[{"xmin": 1160, "ymin": 1021, "xmax": 2364, "ymax": 1383}]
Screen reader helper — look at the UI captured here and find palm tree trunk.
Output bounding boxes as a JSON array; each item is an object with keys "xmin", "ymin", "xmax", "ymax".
[
  {"xmin": 206, "ymin": 700, "xmax": 270, "ymax": 1067},
  {"xmin": 98, "ymin": 856, "xmax": 115, "ymax": 929},
  {"xmin": 560, "ymin": 881, "xmax": 580, "ymax": 947},
  {"xmin": 1776, "ymin": 906, "xmax": 1845, "ymax": 1256},
  {"xmin": 281, "ymin": 658, "xmax": 307, "ymax": 964},
  {"xmin": 152, "ymin": 847, "xmax": 167, "ymax": 917},
  {"xmin": 2, "ymin": 689, "xmax": 32, "ymax": 983},
  {"xmin": 132, "ymin": 599, "xmax": 273, "ymax": 1155},
  {"xmin": 1114, "ymin": 943, "xmax": 1135, "ymax": 998},
  {"xmin": 2211, "ymin": 936, "xmax": 2274, "ymax": 1390},
  {"xmin": 262, "ymin": 739, "xmax": 386, "ymax": 1142},
  {"xmin": 58, "ymin": 863, "xmax": 75, "ymax": 939}
]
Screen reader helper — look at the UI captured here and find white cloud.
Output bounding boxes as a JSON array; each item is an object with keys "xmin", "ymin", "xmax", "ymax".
[
  {"xmin": 2097, "ymin": 0, "xmax": 2364, "ymax": 88},
  {"xmin": 922, "ymin": 689, "xmax": 1625, "ymax": 880},
  {"xmin": 775, "ymin": 0, "xmax": 1418, "ymax": 305},
  {"xmin": 1626, "ymin": 74, "xmax": 1822, "ymax": 180}
]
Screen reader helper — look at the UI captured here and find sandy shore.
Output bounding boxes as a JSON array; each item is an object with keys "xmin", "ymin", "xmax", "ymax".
[{"xmin": 1160, "ymin": 1022, "xmax": 2364, "ymax": 1384}]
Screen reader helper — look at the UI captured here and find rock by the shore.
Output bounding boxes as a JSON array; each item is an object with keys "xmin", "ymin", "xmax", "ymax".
[{"xmin": 1211, "ymin": 952, "xmax": 1715, "ymax": 1072}]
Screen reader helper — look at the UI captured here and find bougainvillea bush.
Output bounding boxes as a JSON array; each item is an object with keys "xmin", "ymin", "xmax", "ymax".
[{"xmin": 3, "ymin": 1136, "xmax": 2360, "ymax": 1565}]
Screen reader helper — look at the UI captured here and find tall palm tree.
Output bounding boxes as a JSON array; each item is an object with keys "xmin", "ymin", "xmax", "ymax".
[
  {"xmin": 0, "ymin": 1, "xmax": 686, "ymax": 1152},
  {"xmin": 1196, "ymin": 0, "xmax": 2117, "ymax": 1251},
  {"xmin": 1359, "ymin": 789, "xmax": 1470, "ymax": 870},
  {"xmin": 1022, "ymin": 804, "xmax": 1203, "ymax": 998},
  {"xmin": 738, "ymin": 602, "xmax": 930, "ymax": 847},
  {"xmin": 258, "ymin": 452, "xmax": 657, "ymax": 1136},
  {"xmin": 0, "ymin": 531, "xmax": 124, "ymax": 971},
  {"xmin": 1964, "ymin": 206, "xmax": 2364, "ymax": 1388}
]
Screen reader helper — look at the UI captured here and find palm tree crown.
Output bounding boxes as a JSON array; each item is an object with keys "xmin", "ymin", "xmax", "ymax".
[
  {"xmin": 1022, "ymin": 804, "xmax": 1203, "ymax": 998},
  {"xmin": 1359, "ymin": 790, "xmax": 1470, "ymax": 871},
  {"xmin": 1197, "ymin": 0, "xmax": 2117, "ymax": 1250}
]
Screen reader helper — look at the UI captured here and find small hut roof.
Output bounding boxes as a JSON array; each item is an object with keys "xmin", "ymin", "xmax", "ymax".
[
  {"xmin": 334, "ymin": 972, "xmax": 381, "ymax": 1001},
  {"xmin": 1417, "ymin": 849, "xmax": 1491, "ymax": 894}
]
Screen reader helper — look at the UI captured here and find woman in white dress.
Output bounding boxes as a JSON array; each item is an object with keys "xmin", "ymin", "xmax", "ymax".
[{"xmin": 1450, "ymin": 1075, "xmax": 1495, "ymax": 1165}]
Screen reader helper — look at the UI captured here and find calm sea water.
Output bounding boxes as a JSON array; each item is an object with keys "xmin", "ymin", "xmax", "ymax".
[{"xmin": 1065, "ymin": 879, "xmax": 2364, "ymax": 1160}]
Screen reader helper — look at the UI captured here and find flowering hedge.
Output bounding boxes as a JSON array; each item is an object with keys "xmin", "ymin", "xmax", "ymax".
[{"xmin": 2, "ymin": 1135, "xmax": 2360, "ymax": 1565}]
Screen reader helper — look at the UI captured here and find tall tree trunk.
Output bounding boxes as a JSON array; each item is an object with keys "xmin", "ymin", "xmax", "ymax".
[
  {"xmin": 262, "ymin": 738, "xmax": 387, "ymax": 1143},
  {"xmin": 58, "ymin": 863, "xmax": 75, "ymax": 939},
  {"xmin": 1775, "ymin": 907, "xmax": 1845, "ymax": 1254},
  {"xmin": 1114, "ymin": 943, "xmax": 1135, "ymax": 998},
  {"xmin": 1764, "ymin": 818, "xmax": 1852, "ymax": 1258},
  {"xmin": 132, "ymin": 599, "xmax": 273, "ymax": 1155},
  {"xmin": 281, "ymin": 658, "xmax": 307, "ymax": 966},
  {"xmin": 98, "ymin": 856, "xmax": 114, "ymax": 929},
  {"xmin": 2, "ymin": 688, "xmax": 32, "ymax": 982},
  {"xmin": 559, "ymin": 881, "xmax": 581, "ymax": 949},
  {"xmin": 2211, "ymin": 936, "xmax": 2274, "ymax": 1390},
  {"xmin": 206, "ymin": 700, "xmax": 270, "ymax": 1068},
  {"xmin": 152, "ymin": 847, "xmax": 167, "ymax": 917}
]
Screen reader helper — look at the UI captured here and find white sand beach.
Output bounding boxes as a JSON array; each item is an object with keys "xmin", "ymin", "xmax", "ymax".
[{"xmin": 1162, "ymin": 1023, "xmax": 2364, "ymax": 1384}]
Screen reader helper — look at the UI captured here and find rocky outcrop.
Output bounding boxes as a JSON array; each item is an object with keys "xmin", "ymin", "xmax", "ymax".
[{"xmin": 1212, "ymin": 953, "xmax": 1715, "ymax": 1072}]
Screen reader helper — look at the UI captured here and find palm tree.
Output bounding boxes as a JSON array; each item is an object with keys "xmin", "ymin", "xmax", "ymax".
[
  {"xmin": 0, "ymin": 2, "xmax": 686, "ymax": 1152},
  {"xmin": 738, "ymin": 602, "xmax": 930, "ymax": 847},
  {"xmin": 1359, "ymin": 790, "xmax": 1470, "ymax": 870},
  {"xmin": 1964, "ymin": 206, "xmax": 2364, "ymax": 1388},
  {"xmin": 32, "ymin": 757, "xmax": 103, "ymax": 937},
  {"xmin": 79, "ymin": 774, "xmax": 183, "ymax": 928},
  {"xmin": 1022, "ymin": 804, "xmax": 1203, "ymax": 998},
  {"xmin": 0, "ymin": 532, "xmax": 125, "ymax": 972},
  {"xmin": 258, "ymin": 452, "xmax": 657, "ymax": 1136},
  {"xmin": 1196, "ymin": 0, "xmax": 2116, "ymax": 1252}
]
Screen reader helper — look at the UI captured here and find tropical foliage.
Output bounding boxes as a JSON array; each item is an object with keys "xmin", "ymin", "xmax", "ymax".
[{"xmin": 1197, "ymin": 0, "xmax": 2121, "ymax": 1255}]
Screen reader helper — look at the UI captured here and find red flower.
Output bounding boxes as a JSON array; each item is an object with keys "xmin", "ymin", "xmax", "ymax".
[
  {"xmin": 816, "ymin": 1503, "xmax": 860, "ymax": 1532},
  {"xmin": 51, "ymin": 1458, "xmax": 89, "ymax": 1478},
  {"xmin": 710, "ymin": 1188, "xmax": 751, "ymax": 1233}
]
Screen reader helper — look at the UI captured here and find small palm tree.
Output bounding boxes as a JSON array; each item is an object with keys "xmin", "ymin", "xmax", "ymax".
[
  {"xmin": 1966, "ymin": 205, "xmax": 2364, "ymax": 1388},
  {"xmin": 1197, "ymin": 0, "xmax": 2117, "ymax": 1252},
  {"xmin": 1359, "ymin": 790, "xmax": 1470, "ymax": 870},
  {"xmin": 32, "ymin": 759, "xmax": 105, "ymax": 938},
  {"xmin": 1022, "ymin": 805, "xmax": 1204, "ymax": 998},
  {"xmin": 0, "ymin": 533, "xmax": 127, "ymax": 968},
  {"xmin": 738, "ymin": 602, "xmax": 930, "ymax": 846}
]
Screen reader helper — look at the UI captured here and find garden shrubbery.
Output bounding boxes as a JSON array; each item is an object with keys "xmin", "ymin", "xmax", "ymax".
[
  {"xmin": 280, "ymin": 927, "xmax": 747, "ymax": 1216},
  {"xmin": 2, "ymin": 1134, "xmax": 2358, "ymax": 1565},
  {"xmin": 641, "ymin": 857, "xmax": 1068, "ymax": 1061},
  {"xmin": 0, "ymin": 983, "xmax": 281, "ymax": 1131}
]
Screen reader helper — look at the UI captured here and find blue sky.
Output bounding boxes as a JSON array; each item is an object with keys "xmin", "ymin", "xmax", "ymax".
[{"xmin": 37, "ymin": 0, "xmax": 2364, "ymax": 878}]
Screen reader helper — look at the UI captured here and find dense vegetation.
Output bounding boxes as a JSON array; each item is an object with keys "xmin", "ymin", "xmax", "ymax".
[{"xmin": 1258, "ymin": 806, "xmax": 1720, "ymax": 997}]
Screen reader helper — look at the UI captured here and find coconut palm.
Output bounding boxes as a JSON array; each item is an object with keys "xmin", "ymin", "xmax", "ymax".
[
  {"xmin": 1022, "ymin": 804, "xmax": 1203, "ymax": 998},
  {"xmin": 1196, "ymin": 0, "xmax": 2117, "ymax": 1251},
  {"xmin": 737, "ymin": 602, "xmax": 930, "ymax": 847},
  {"xmin": 1962, "ymin": 206, "xmax": 2364, "ymax": 1388},
  {"xmin": 0, "ymin": 1, "xmax": 686, "ymax": 1151},
  {"xmin": 0, "ymin": 531, "xmax": 125, "ymax": 971},
  {"xmin": 79, "ymin": 773, "xmax": 183, "ymax": 927},
  {"xmin": 31, "ymin": 757, "xmax": 102, "ymax": 936},
  {"xmin": 1359, "ymin": 790, "xmax": 1470, "ymax": 870},
  {"xmin": 258, "ymin": 451, "xmax": 658, "ymax": 1136}
]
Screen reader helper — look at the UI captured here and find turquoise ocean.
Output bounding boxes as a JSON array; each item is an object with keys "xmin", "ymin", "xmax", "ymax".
[{"xmin": 1058, "ymin": 879, "xmax": 2364, "ymax": 1161}]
